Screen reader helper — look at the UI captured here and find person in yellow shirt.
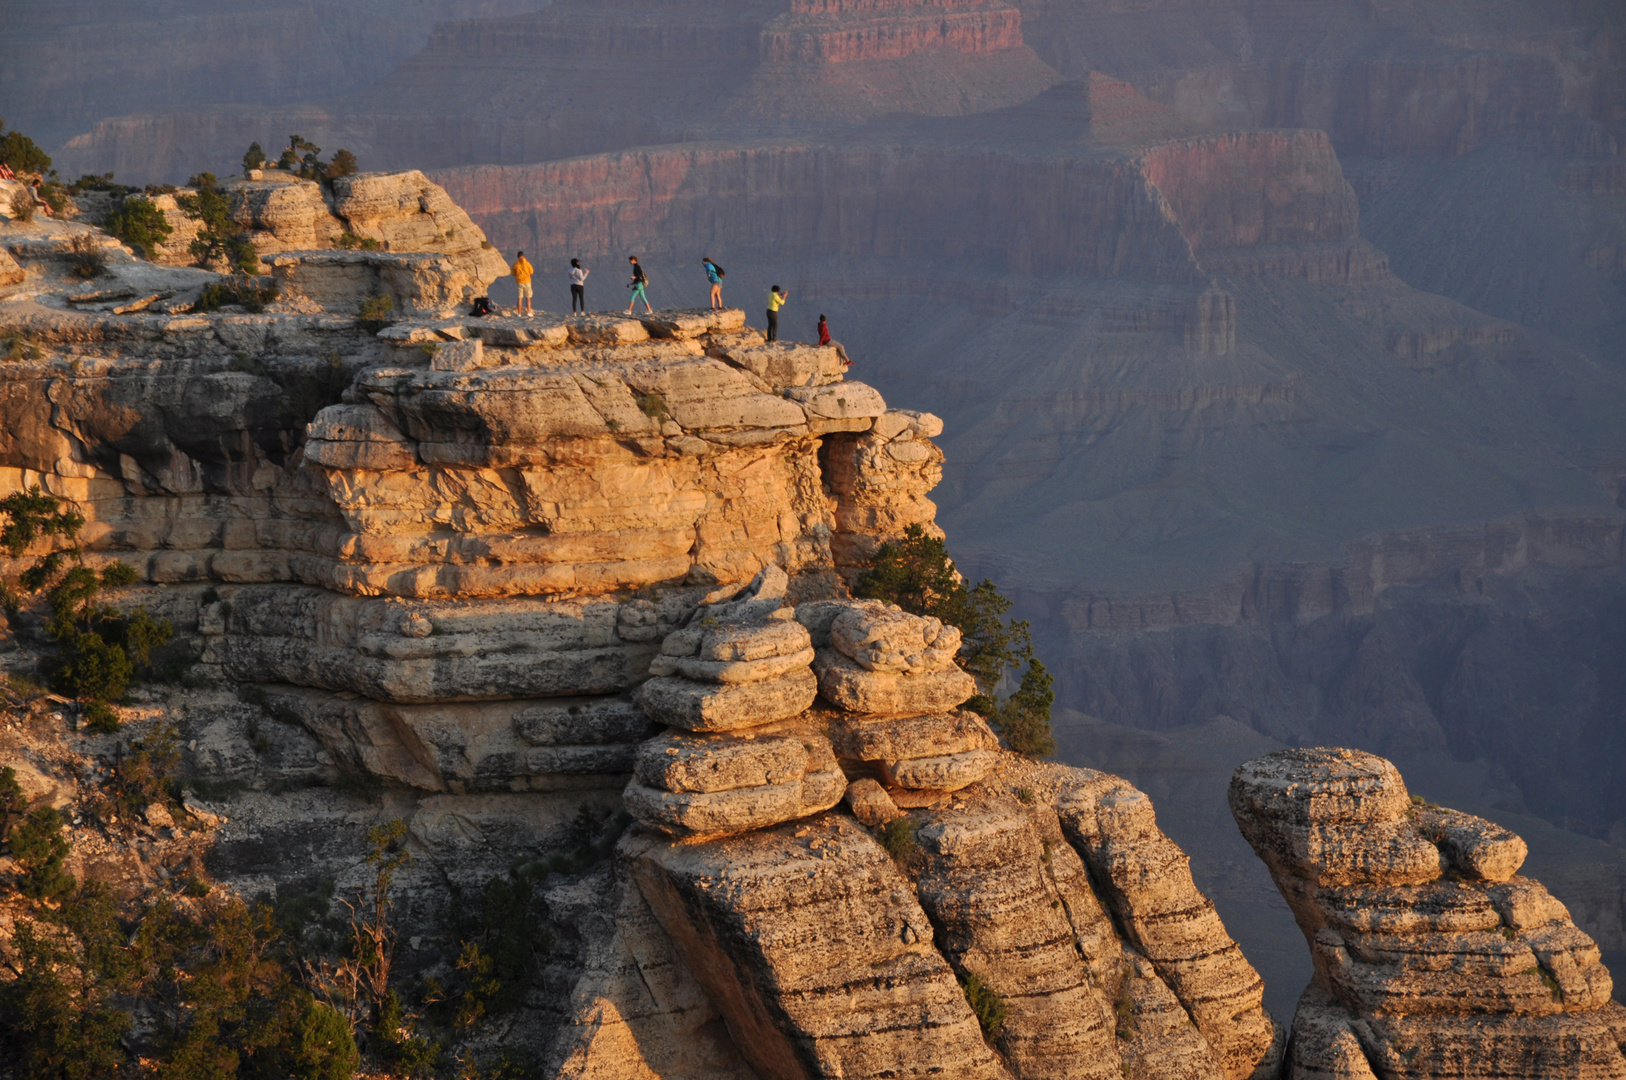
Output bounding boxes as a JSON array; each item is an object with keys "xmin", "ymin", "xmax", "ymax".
[
  {"xmin": 511, "ymin": 250, "xmax": 535, "ymax": 318},
  {"xmin": 766, "ymin": 285, "xmax": 787, "ymax": 341}
]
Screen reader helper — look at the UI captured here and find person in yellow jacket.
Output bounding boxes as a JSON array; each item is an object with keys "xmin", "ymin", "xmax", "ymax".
[
  {"xmin": 766, "ymin": 285, "xmax": 787, "ymax": 341},
  {"xmin": 511, "ymin": 250, "xmax": 535, "ymax": 318}
]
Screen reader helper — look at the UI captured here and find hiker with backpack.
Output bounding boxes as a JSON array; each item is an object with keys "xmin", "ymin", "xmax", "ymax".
[
  {"xmin": 625, "ymin": 256, "xmax": 652, "ymax": 315},
  {"xmin": 569, "ymin": 259, "xmax": 589, "ymax": 313},
  {"xmin": 702, "ymin": 257, "xmax": 724, "ymax": 310},
  {"xmin": 766, "ymin": 285, "xmax": 788, "ymax": 341}
]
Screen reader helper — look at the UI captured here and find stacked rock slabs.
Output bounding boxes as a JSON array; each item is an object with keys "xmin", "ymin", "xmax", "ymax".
[
  {"xmin": 804, "ymin": 599, "xmax": 994, "ymax": 804},
  {"xmin": 626, "ymin": 568, "xmax": 846, "ymax": 839}
]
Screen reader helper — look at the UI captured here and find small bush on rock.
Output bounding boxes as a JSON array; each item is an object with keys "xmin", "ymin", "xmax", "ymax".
[
  {"xmin": 0, "ymin": 486, "xmax": 173, "ymax": 710},
  {"xmin": 177, "ymin": 173, "xmax": 259, "ymax": 273},
  {"xmin": 10, "ymin": 805, "xmax": 74, "ymax": 902},
  {"xmin": 879, "ymin": 815, "xmax": 917, "ymax": 864},
  {"xmin": 855, "ymin": 523, "xmax": 1056, "ymax": 756},
  {"xmin": 0, "ymin": 766, "xmax": 24, "ymax": 841},
  {"xmin": 326, "ymin": 149, "xmax": 358, "ymax": 180},
  {"xmin": 68, "ymin": 173, "xmax": 129, "ymax": 195},
  {"xmin": 194, "ymin": 277, "xmax": 279, "ymax": 314},
  {"xmin": 357, "ymin": 291, "xmax": 394, "ymax": 331},
  {"xmin": 66, "ymin": 234, "xmax": 108, "ymax": 279},
  {"xmin": 0, "ymin": 117, "xmax": 53, "ymax": 175},
  {"xmin": 7, "ymin": 190, "xmax": 36, "ymax": 222},
  {"xmin": 335, "ymin": 231, "xmax": 381, "ymax": 251},
  {"xmin": 960, "ymin": 972, "xmax": 1007, "ymax": 1041},
  {"xmin": 105, "ymin": 195, "xmax": 174, "ymax": 258},
  {"xmin": 3, "ymin": 334, "xmax": 42, "ymax": 362},
  {"xmin": 242, "ymin": 141, "xmax": 268, "ymax": 173}
]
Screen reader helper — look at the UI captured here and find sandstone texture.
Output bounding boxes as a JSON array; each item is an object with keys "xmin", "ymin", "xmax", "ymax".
[
  {"xmin": 4, "ymin": 198, "xmax": 1281, "ymax": 1079},
  {"xmin": 134, "ymin": 169, "xmax": 507, "ymax": 292},
  {"xmin": 1231, "ymin": 748, "xmax": 1626, "ymax": 1079},
  {"xmin": 624, "ymin": 761, "xmax": 1283, "ymax": 1080}
]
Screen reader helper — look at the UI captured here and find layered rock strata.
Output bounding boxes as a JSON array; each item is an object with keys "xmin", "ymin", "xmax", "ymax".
[
  {"xmin": 625, "ymin": 566, "xmax": 845, "ymax": 838},
  {"xmin": 136, "ymin": 169, "xmax": 508, "ymax": 290},
  {"xmin": 5, "ymin": 204, "xmax": 1283, "ymax": 1079},
  {"xmin": 1231, "ymin": 748, "xmax": 1626, "ymax": 1079},
  {"xmin": 619, "ymin": 760, "xmax": 1283, "ymax": 1080}
]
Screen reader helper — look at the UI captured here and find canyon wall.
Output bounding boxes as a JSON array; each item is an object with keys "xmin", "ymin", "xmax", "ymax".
[
  {"xmin": 0, "ymin": 0, "xmax": 545, "ymax": 149},
  {"xmin": 49, "ymin": 0, "xmax": 1061, "ymax": 184},
  {"xmin": 1013, "ymin": 0, "xmax": 1625, "ymax": 158},
  {"xmin": 433, "ymin": 120, "xmax": 1379, "ymax": 289}
]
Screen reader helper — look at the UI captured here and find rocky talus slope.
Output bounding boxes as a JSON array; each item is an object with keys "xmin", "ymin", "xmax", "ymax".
[
  {"xmin": 1230, "ymin": 748, "xmax": 1626, "ymax": 1079},
  {"xmin": 1, "ymin": 203, "xmax": 1289, "ymax": 1077}
]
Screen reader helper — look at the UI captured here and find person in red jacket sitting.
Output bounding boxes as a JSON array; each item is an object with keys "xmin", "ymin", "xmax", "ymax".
[{"xmin": 817, "ymin": 314, "xmax": 851, "ymax": 367}]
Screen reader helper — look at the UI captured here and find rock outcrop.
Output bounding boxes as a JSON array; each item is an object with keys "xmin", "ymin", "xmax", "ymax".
[
  {"xmin": 3, "ymin": 188, "xmax": 1290, "ymax": 1077},
  {"xmin": 1231, "ymin": 748, "xmax": 1626, "ymax": 1079},
  {"xmin": 135, "ymin": 169, "xmax": 507, "ymax": 293}
]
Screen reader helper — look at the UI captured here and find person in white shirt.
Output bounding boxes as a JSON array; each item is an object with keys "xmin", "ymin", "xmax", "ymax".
[{"xmin": 569, "ymin": 259, "xmax": 589, "ymax": 313}]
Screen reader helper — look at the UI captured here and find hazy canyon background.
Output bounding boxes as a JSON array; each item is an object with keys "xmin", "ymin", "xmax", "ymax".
[{"xmin": 6, "ymin": 0, "xmax": 1624, "ymax": 1017}]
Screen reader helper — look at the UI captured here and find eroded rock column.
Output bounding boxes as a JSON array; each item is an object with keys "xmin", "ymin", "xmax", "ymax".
[{"xmin": 1231, "ymin": 747, "xmax": 1626, "ymax": 1080}]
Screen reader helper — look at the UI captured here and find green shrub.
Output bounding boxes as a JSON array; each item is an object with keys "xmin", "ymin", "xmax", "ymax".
[
  {"xmin": 105, "ymin": 195, "xmax": 173, "ymax": 258},
  {"xmin": 0, "ymin": 917, "xmax": 131, "ymax": 1077},
  {"xmin": 194, "ymin": 277, "xmax": 279, "ymax": 314},
  {"xmin": 438, "ymin": 868, "xmax": 551, "ymax": 1030},
  {"xmin": 66, "ymin": 234, "xmax": 107, "ymax": 279},
  {"xmin": 0, "ymin": 118, "xmax": 53, "ymax": 175},
  {"xmin": 293, "ymin": 997, "xmax": 360, "ymax": 1080},
  {"xmin": 68, "ymin": 173, "xmax": 128, "ymax": 195},
  {"xmin": 879, "ymin": 815, "xmax": 917, "ymax": 864},
  {"xmin": 0, "ymin": 488, "xmax": 170, "ymax": 706},
  {"xmin": 8, "ymin": 190, "xmax": 36, "ymax": 222},
  {"xmin": 82, "ymin": 700, "xmax": 121, "ymax": 734},
  {"xmin": 177, "ymin": 174, "xmax": 259, "ymax": 273},
  {"xmin": 372, "ymin": 990, "xmax": 441, "ymax": 1076},
  {"xmin": 3, "ymin": 334, "xmax": 42, "ymax": 362},
  {"xmin": 334, "ymin": 231, "xmax": 381, "ymax": 251},
  {"xmin": 326, "ymin": 149, "xmax": 358, "ymax": 180},
  {"xmin": 105, "ymin": 724, "xmax": 182, "ymax": 823},
  {"xmin": 0, "ymin": 765, "xmax": 24, "ymax": 841},
  {"xmin": 11, "ymin": 805, "xmax": 74, "ymax": 902},
  {"xmin": 636, "ymin": 390, "xmax": 669, "ymax": 423},
  {"xmin": 855, "ymin": 523, "xmax": 1055, "ymax": 756},
  {"xmin": 960, "ymin": 972, "xmax": 1007, "ymax": 1040},
  {"xmin": 1113, "ymin": 971, "xmax": 1136, "ymax": 1040},
  {"xmin": 242, "ymin": 141, "xmax": 268, "ymax": 173},
  {"xmin": 357, "ymin": 291, "xmax": 394, "ymax": 331}
]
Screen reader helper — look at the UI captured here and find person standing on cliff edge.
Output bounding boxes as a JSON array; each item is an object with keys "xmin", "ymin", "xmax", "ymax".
[
  {"xmin": 702, "ymin": 257, "xmax": 724, "ymax": 310},
  {"xmin": 817, "ymin": 314, "xmax": 852, "ymax": 368},
  {"xmin": 569, "ymin": 259, "xmax": 589, "ymax": 314},
  {"xmin": 626, "ymin": 256, "xmax": 652, "ymax": 315},
  {"xmin": 766, "ymin": 285, "xmax": 788, "ymax": 341},
  {"xmin": 511, "ymin": 250, "xmax": 534, "ymax": 318}
]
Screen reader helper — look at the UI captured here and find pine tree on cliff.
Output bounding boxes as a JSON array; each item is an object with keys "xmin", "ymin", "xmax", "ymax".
[{"xmin": 854, "ymin": 524, "xmax": 1056, "ymax": 755}]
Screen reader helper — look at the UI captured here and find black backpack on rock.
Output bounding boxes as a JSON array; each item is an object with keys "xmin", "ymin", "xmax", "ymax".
[{"xmin": 470, "ymin": 296, "xmax": 493, "ymax": 316}]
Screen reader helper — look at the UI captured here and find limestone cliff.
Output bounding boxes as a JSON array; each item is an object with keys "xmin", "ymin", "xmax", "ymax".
[
  {"xmin": 133, "ymin": 168, "xmax": 508, "ymax": 289},
  {"xmin": 2, "ymin": 192, "xmax": 1285, "ymax": 1078},
  {"xmin": 1231, "ymin": 748, "xmax": 1626, "ymax": 1079}
]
